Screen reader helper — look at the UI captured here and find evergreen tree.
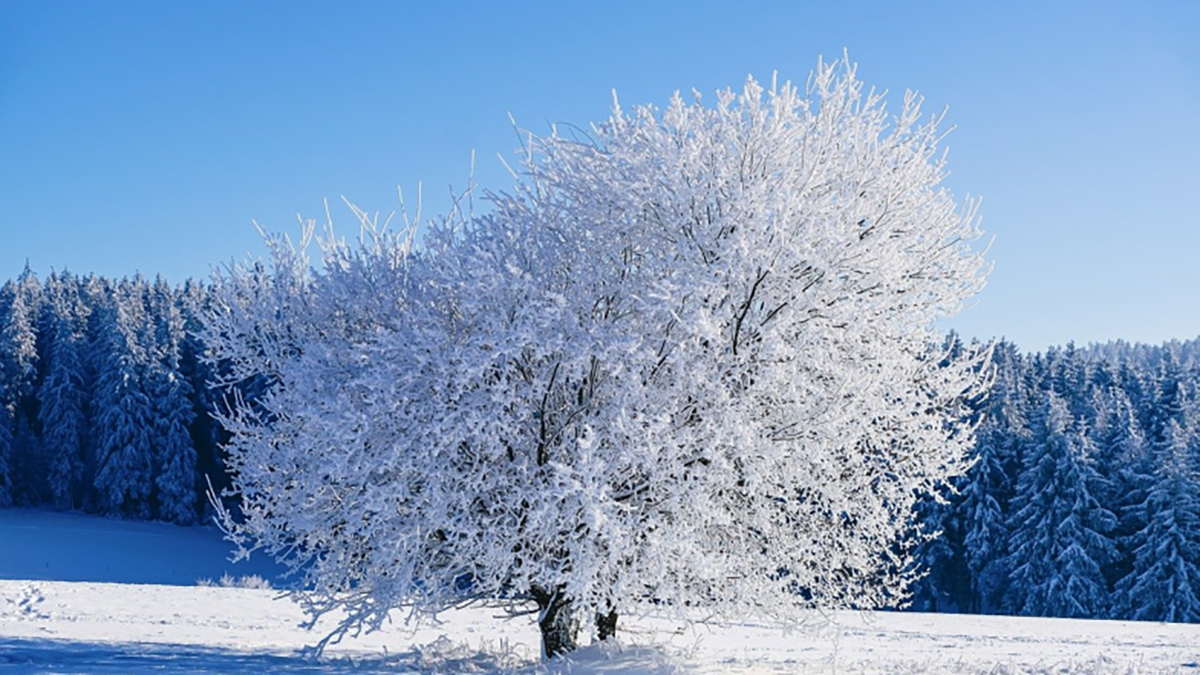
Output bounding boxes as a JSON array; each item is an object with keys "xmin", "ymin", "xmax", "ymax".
[
  {"xmin": 909, "ymin": 482, "xmax": 968, "ymax": 612},
  {"xmin": 90, "ymin": 297, "xmax": 155, "ymax": 518},
  {"xmin": 148, "ymin": 276, "xmax": 186, "ymax": 362},
  {"xmin": 1113, "ymin": 419, "xmax": 1200, "ymax": 622},
  {"xmin": 0, "ymin": 270, "xmax": 42, "ymax": 404},
  {"xmin": 1050, "ymin": 342, "xmax": 1092, "ymax": 421},
  {"xmin": 1091, "ymin": 387, "xmax": 1152, "ymax": 590},
  {"xmin": 39, "ymin": 315, "xmax": 87, "ymax": 509},
  {"xmin": 0, "ymin": 270, "xmax": 44, "ymax": 503},
  {"xmin": 140, "ymin": 276, "xmax": 202, "ymax": 523},
  {"xmin": 78, "ymin": 274, "xmax": 113, "ymax": 506},
  {"xmin": 1145, "ymin": 354, "xmax": 1187, "ymax": 448},
  {"xmin": 962, "ymin": 341, "xmax": 1027, "ymax": 613},
  {"xmin": 179, "ymin": 280, "xmax": 224, "ymax": 516},
  {"xmin": 150, "ymin": 367, "xmax": 198, "ymax": 524},
  {"xmin": 1004, "ymin": 393, "xmax": 1117, "ymax": 618}
]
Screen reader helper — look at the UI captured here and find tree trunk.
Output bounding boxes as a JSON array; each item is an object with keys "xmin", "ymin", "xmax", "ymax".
[
  {"xmin": 532, "ymin": 585, "xmax": 578, "ymax": 659},
  {"xmin": 595, "ymin": 607, "xmax": 618, "ymax": 641}
]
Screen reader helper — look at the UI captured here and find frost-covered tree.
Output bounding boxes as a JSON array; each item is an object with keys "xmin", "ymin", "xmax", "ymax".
[{"xmin": 203, "ymin": 57, "xmax": 990, "ymax": 657}]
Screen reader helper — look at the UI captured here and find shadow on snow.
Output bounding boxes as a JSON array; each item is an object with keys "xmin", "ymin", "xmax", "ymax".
[
  {"xmin": 0, "ymin": 636, "xmax": 687, "ymax": 675},
  {"xmin": 0, "ymin": 636, "xmax": 521, "ymax": 675}
]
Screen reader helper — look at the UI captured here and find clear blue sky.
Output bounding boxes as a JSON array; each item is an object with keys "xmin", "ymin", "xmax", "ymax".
[{"xmin": 1, "ymin": 0, "xmax": 1197, "ymax": 352}]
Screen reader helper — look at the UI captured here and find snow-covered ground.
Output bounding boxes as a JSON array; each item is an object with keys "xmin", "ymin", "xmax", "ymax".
[{"xmin": 2, "ymin": 509, "xmax": 1199, "ymax": 674}]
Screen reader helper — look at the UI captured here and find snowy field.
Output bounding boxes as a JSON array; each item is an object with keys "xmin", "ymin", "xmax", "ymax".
[{"xmin": 2, "ymin": 509, "xmax": 1199, "ymax": 674}]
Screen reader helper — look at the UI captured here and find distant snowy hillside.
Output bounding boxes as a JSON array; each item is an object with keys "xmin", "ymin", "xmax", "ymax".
[{"xmin": 0, "ymin": 508, "xmax": 285, "ymax": 586}]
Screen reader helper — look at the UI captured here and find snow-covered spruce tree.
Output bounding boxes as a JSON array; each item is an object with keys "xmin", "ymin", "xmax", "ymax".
[
  {"xmin": 1003, "ymin": 393, "xmax": 1117, "ymax": 618},
  {"xmin": 0, "ymin": 269, "xmax": 44, "ymax": 504},
  {"xmin": 39, "ymin": 315, "xmax": 87, "ymax": 510},
  {"xmin": 145, "ymin": 276, "xmax": 200, "ymax": 524},
  {"xmin": 150, "ymin": 366, "xmax": 198, "ymax": 524},
  {"xmin": 961, "ymin": 341, "xmax": 1028, "ymax": 613},
  {"xmin": 0, "ymin": 270, "xmax": 41, "ymax": 409},
  {"xmin": 1113, "ymin": 419, "xmax": 1200, "ymax": 622},
  {"xmin": 203, "ymin": 58, "xmax": 990, "ymax": 658},
  {"xmin": 38, "ymin": 272, "xmax": 92, "ymax": 510},
  {"xmin": 91, "ymin": 290, "xmax": 155, "ymax": 519},
  {"xmin": 909, "ymin": 480, "xmax": 968, "ymax": 613},
  {"xmin": 177, "ymin": 279, "xmax": 225, "ymax": 510},
  {"xmin": 1091, "ymin": 385, "xmax": 1152, "ymax": 592}
]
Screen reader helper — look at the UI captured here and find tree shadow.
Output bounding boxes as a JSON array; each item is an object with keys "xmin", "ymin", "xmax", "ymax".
[
  {"xmin": 0, "ymin": 636, "xmax": 524, "ymax": 675},
  {"xmin": 0, "ymin": 635, "xmax": 694, "ymax": 674}
]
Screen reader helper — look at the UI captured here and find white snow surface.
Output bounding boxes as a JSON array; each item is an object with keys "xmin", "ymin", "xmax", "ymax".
[
  {"xmin": 2, "ymin": 509, "xmax": 1199, "ymax": 674},
  {"xmin": 3, "ymin": 580, "xmax": 1199, "ymax": 674}
]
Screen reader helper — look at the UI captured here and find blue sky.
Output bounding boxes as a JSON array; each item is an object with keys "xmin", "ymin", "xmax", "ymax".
[{"xmin": 1, "ymin": 0, "xmax": 1197, "ymax": 352}]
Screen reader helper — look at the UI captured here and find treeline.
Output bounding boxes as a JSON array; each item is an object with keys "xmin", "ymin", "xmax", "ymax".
[
  {"xmin": 913, "ymin": 337, "xmax": 1200, "ymax": 623},
  {"xmin": 0, "ymin": 267, "xmax": 229, "ymax": 523}
]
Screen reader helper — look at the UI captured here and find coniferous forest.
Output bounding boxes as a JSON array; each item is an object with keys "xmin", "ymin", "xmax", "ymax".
[
  {"xmin": 0, "ymin": 267, "xmax": 232, "ymax": 524},
  {"xmin": 1, "ymin": 267, "xmax": 1198, "ymax": 623},
  {"xmin": 912, "ymin": 336, "xmax": 1200, "ymax": 623}
]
